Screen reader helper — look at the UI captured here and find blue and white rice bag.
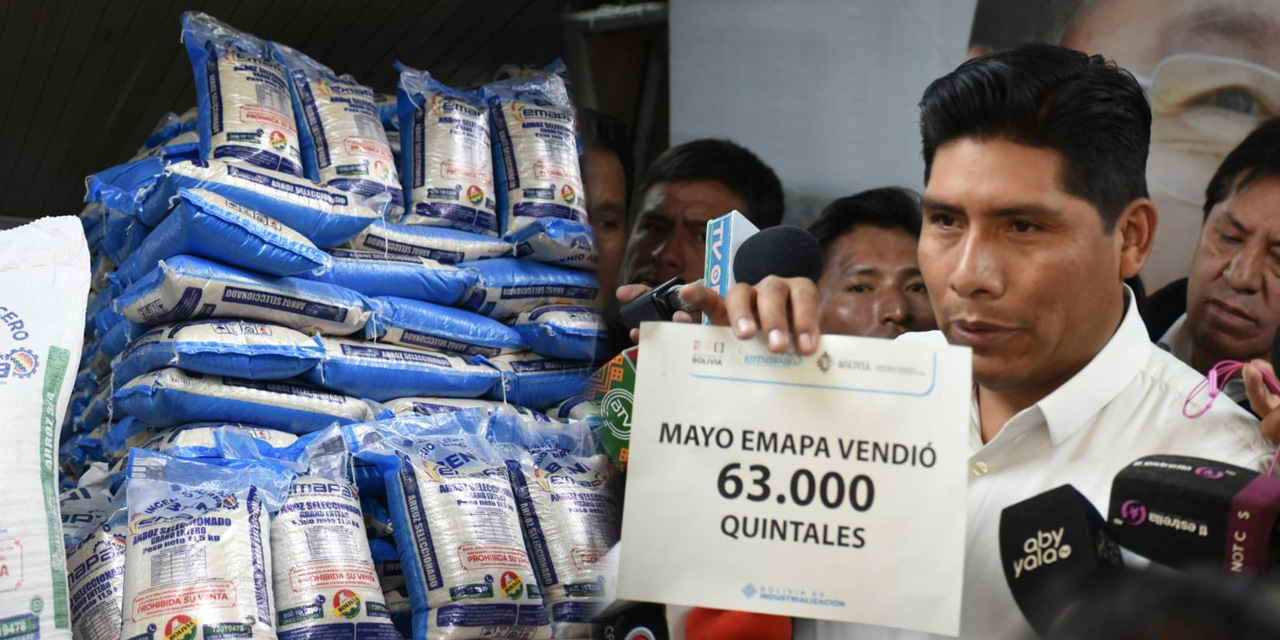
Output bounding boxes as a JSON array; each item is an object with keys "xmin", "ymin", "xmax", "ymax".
[
  {"xmin": 369, "ymin": 537, "xmax": 404, "ymax": 590},
  {"xmin": 548, "ymin": 393, "xmax": 598, "ymax": 423},
  {"xmin": 115, "ymin": 188, "xmax": 331, "ymax": 285},
  {"xmin": 382, "ymin": 397, "xmax": 555, "ymax": 425},
  {"xmin": 143, "ymin": 107, "xmax": 199, "ymax": 150},
  {"xmin": 272, "ymin": 43, "xmax": 403, "ymax": 217},
  {"xmin": 483, "ymin": 76, "xmax": 595, "ymax": 269},
  {"xmin": 484, "ymin": 353, "xmax": 595, "ymax": 411},
  {"xmin": 63, "ymin": 488, "xmax": 127, "ymax": 640},
  {"xmin": 490, "ymin": 413, "xmax": 621, "ymax": 638},
  {"xmin": 114, "ymin": 367, "xmax": 390, "ymax": 433},
  {"xmin": 371, "ymin": 295, "xmax": 526, "ymax": 357},
  {"xmin": 301, "ymin": 335, "xmax": 499, "ymax": 401},
  {"xmin": 138, "ymin": 159, "xmax": 383, "ymax": 248},
  {"xmin": 119, "ymin": 449, "xmax": 294, "ymax": 640},
  {"xmin": 397, "ymin": 64, "xmax": 497, "ymax": 236},
  {"xmin": 299, "ymin": 249, "xmax": 478, "ymax": 305},
  {"xmin": 182, "ymin": 11, "xmax": 305, "ymax": 176},
  {"xmin": 345, "ymin": 220, "xmax": 511, "ymax": 264},
  {"xmin": 457, "ymin": 258, "xmax": 598, "ymax": 321},
  {"xmin": 511, "ymin": 305, "xmax": 609, "ymax": 361},
  {"xmin": 103, "ymin": 416, "xmax": 152, "ymax": 460},
  {"xmin": 112, "ymin": 319, "xmax": 325, "ymax": 384},
  {"xmin": 76, "ymin": 377, "xmax": 116, "ymax": 434},
  {"xmin": 347, "ymin": 412, "xmax": 552, "ymax": 640},
  {"xmin": 98, "ymin": 208, "xmax": 152, "ymax": 265},
  {"xmin": 115, "ymin": 255, "xmax": 374, "ymax": 337},
  {"xmin": 133, "ymin": 129, "xmax": 201, "ymax": 163},
  {"xmin": 140, "ymin": 423, "xmax": 297, "ymax": 459},
  {"xmin": 97, "ymin": 311, "xmax": 148, "ymax": 360}
]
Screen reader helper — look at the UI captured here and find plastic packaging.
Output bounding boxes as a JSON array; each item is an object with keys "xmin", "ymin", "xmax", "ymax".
[
  {"xmin": 348, "ymin": 413, "xmax": 552, "ymax": 640},
  {"xmin": 112, "ymin": 319, "xmax": 326, "ymax": 385},
  {"xmin": 511, "ymin": 305, "xmax": 608, "ymax": 361},
  {"xmin": 301, "ymin": 336, "xmax": 499, "ymax": 401},
  {"xmin": 115, "ymin": 255, "xmax": 374, "ymax": 337},
  {"xmin": 483, "ymin": 76, "xmax": 594, "ymax": 268},
  {"xmin": 484, "ymin": 352, "xmax": 596, "ymax": 411},
  {"xmin": 458, "ymin": 258, "xmax": 598, "ymax": 321},
  {"xmin": 371, "ymin": 296, "xmax": 526, "ymax": 358},
  {"xmin": 182, "ymin": 11, "xmax": 304, "ymax": 176},
  {"xmin": 139, "ymin": 423, "xmax": 298, "ymax": 459},
  {"xmin": 272, "ymin": 43, "xmax": 403, "ymax": 217},
  {"xmin": 298, "ymin": 249, "xmax": 478, "ymax": 306},
  {"xmin": 119, "ymin": 449, "xmax": 294, "ymax": 640},
  {"xmin": 114, "ymin": 188, "xmax": 331, "ymax": 285},
  {"xmin": 397, "ymin": 65, "xmax": 497, "ymax": 236},
  {"xmin": 345, "ymin": 220, "xmax": 511, "ymax": 265},
  {"xmin": 114, "ymin": 367, "xmax": 391, "ymax": 433}
]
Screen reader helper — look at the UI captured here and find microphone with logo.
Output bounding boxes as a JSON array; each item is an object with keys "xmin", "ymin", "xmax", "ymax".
[
  {"xmin": 618, "ymin": 226, "xmax": 824, "ymax": 330},
  {"xmin": 999, "ymin": 485, "xmax": 1126, "ymax": 638},
  {"xmin": 1106, "ymin": 454, "xmax": 1280, "ymax": 574}
]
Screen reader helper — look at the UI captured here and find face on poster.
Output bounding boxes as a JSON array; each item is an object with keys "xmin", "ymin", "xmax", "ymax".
[{"xmin": 968, "ymin": 0, "xmax": 1280, "ymax": 291}]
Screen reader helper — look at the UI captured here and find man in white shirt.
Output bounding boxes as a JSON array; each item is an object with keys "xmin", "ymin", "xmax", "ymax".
[
  {"xmin": 1149, "ymin": 120, "xmax": 1280, "ymax": 418},
  {"xmin": 635, "ymin": 44, "xmax": 1278, "ymax": 639}
]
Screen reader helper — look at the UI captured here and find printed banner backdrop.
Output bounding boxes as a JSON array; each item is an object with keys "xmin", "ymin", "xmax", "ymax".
[{"xmin": 671, "ymin": 0, "xmax": 1280, "ymax": 292}]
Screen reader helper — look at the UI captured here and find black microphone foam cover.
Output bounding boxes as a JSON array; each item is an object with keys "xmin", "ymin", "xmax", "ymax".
[
  {"xmin": 1107, "ymin": 455, "xmax": 1280, "ymax": 573},
  {"xmin": 731, "ymin": 225, "xmax": 825, "ymax": 286},
  {"xmin": 1000, "ymin": 484, "xmax": 1124, "ymax": 638}
]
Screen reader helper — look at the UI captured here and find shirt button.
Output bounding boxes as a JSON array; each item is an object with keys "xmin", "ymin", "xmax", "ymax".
[{"xmin": 972, "ymin": 461, "xmax": 989, "ymax": 477}]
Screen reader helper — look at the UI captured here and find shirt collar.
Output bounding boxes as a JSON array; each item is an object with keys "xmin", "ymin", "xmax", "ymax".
[
  {"xmin": 1032, "ymin": 287, "xmax": 1148, "ymax": 446},
  {"xmin": 1157, "ymin": 314, "xmax": 1194, "ymax": 363}
]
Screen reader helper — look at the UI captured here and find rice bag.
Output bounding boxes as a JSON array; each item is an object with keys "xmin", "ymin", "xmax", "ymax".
[
  {"xmin": 98, "ymin": 208, "xmax": 152, "ymax": 265},
  {"xmin": 483, "ymin": 76, "xmax": 594, "ymax": 268},
  {"xmin": 64, "ymin": 493, "xmax": 127, "ymax": 640},
  {"xmin": 298, "ymin": 249, "xmax": 478, "ymax": 305},
  {"xmin": 115, "ymin": 255, "xmax": 374, "ymax": 337},
  {"xmin": 143, "ymin": 107, "xmax": 199, "ymax": 150},
  {"xmin": 369, "ymin": 537, "xmax": 404, "ymax": 591},
  {"xmin": 182, "ymin": 11, "xmax": 305, "ymax": 176},
  {"xmin": 139, "ymin": 423, "xmax": 298, "ymax": 459},
  {"xmin": 76, "ymin": 376, "xmax": 116, "ymax": 434},
  {"xmin": 371, "ymin": 295, "xmax": 526, "ymax": 357},
  {"xmin": 510, "ymin": 305, "xmax": 608, "ymax": 361},
  {"xmin": 348, "ymin": 413, "xmax": 552, "ymax": 640},
  {"xmin": 114, "ymin": 367, "xmax": 390, "ymax": 433},
  {"xmin": 300, "ymin": 336, "xmax": 499, "ymax": 401},
  {"xmin": 491, "ymin": 415, "xmax": 620, "ymax": 637},
  {"xmin": 119, "ymin": 450, "xmax": 294, "ymax": 640},
  {"xmin": 114, "ymin": 188, "xmax": 331, "ymax": 285},
  {"xmin": 272, "ymin": 43, "xmax": 403, "ymax": 216},
  {"xmin": 374, "ymin": 94, "xmax": 397, "ymax": 129},
  {"xmin": 397, "ymin": 65, "xmax": 497, "ymax": 236},
  {"xmin": 112, "ymin": 319, "xmax": 325, "ymax": 385},
  {"xmin": 382, "ymin": 397, "xmax": 556, "ymax": 425},
  {"xmin": 103, "ymin": 415, "xmax": 152, "ymax": 460},
  {"xmin": 548, "ymin": 393, "xmax": 598, "ymax": 423},
  {"xmin": 0, "ymin": 218, "xmax": 91, "ymax": 640},
  {"xmin": 345, "ymin": 220, "xmax": 511, "ymax": 264},
  {"xmin": 133, "ymin": 129, "xmax": 201, "ymax": 163},
  {"xmin": 457, "ymin": 258, "xmax": 598, "ymax": 321},
  {"xmin": 484, "ymin": 353, "xmax": 595, "ymax": 411}
]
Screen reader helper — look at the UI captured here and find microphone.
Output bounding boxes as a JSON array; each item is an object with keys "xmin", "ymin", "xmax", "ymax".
[
  {"xmin": 619, "ymin": 226, "xmax": 824, "ymax": 329},
  {"xmin": 1107, "ymin": 454, "xmax": 1280, "ymax": 574},
  {"xmin": 1000, "ymin": 484, "xmax": 1125, "ymax": 638}
]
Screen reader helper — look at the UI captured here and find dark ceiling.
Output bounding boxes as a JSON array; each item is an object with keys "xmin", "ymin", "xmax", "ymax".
[{"xmin": 0, "ymin": 0, "xmax": 569, "ymax": 221}]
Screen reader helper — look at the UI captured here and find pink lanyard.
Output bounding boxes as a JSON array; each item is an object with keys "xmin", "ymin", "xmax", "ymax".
[{"xmin": 1184, "ymin": 360, "xmax": 1280, "ymax": 475}]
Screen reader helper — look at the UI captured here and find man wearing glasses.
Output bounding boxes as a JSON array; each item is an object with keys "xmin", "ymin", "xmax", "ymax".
[{"xmin": 968, "ymin": 0, "xmax": 1280, "ymax": 292}]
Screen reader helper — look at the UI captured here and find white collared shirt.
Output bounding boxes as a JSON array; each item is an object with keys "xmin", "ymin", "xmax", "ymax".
[
  {"xmin": 794, "ymin": 292, "xmax": 1273, "ymax": 640},
  {"xmin": 1157, "ymin": 313, "xmax": 1248, "ymax": 405}
]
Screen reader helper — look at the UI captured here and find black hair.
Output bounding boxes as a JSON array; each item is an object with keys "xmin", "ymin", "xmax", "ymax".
[
  {"xmin": 1049, "ymin": 569, "xmax": 1280, "ymax": 640},
  {"xmin": 578, "ymin": 108, "xmax": 634, "ymax": 211},
  {"xmin": 968, "ymin": 0, "xmax": 1088, "ymax": 51},
  {"xmin": 634, "ymin": 139, "xmax": 784, "ymax": 230},
  {"xmin": 1203, "ymin": 118, "xmax": 1280, "ymax": 219},
  {"xmin": 919, "ymin": 43, "xmax": 1150, "ymax": 232},
  {"xmin": 807, "ymin": 187, "xmax": 922, "ymax": 262}
]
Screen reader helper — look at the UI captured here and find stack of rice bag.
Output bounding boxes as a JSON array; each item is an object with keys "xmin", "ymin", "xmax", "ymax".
[{"xmin": 61, "ymin": 10, "xmax": 620, "ymax": 640}]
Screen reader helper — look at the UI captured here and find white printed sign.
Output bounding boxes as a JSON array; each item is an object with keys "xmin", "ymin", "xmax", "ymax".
[{"xmin": 619, "ymin": 324, "xmax": 971, "ymax": 636}]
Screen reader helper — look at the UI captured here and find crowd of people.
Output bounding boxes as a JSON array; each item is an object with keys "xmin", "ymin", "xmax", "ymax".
[{"xmin": 577, "ymin": 21, "xmax": 1280, "ymax": 640}]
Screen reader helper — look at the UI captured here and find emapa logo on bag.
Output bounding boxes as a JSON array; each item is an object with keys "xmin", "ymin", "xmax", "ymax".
[{"xmin": 0, "ymin": 348, "xmax": 39, "ymax": 380}]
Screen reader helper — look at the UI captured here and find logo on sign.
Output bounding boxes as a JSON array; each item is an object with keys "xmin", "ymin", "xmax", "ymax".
[
  {"xmin": 817, "ymin": 351, "xmax": 832, "ymax": 373},
  {"xmin": 742, "ymin": 584, "xmax": 758, "ymax": 599}
]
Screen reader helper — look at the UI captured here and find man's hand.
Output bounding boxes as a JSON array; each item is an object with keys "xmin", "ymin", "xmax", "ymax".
[
  {"xmin": 1243, "ymin": 359, "xmax": 1280, "ymax": 443},
  {"xmin": 615, "ymin": 276, "xmax": 822, "ymax": 356}
]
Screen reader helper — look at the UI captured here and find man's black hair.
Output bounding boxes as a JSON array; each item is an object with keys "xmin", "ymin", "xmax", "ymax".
[
  {"xmin": 919, "ymin": 43, "xmax": 1151, "ymax": 231},
  {"xmin": 1203, "ymin": 118, "xmax": 1280, "ymax": 219},
  {"xmin": 634, "ymin": 139, "xmax": 784, "ymax": 229},
  {"xmin": 807, "ymin": 187, "xmax": 922, "ymax": 262},
  {"xmin": 578, "ymin": 108, "xmax": 634, "ymax": 210},
  {"xmin": 968, "ymin": 0, "xmax": 1088, "ymax": 51}
]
